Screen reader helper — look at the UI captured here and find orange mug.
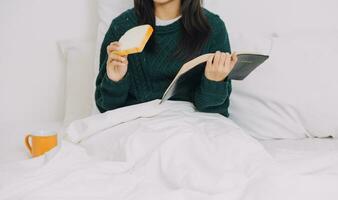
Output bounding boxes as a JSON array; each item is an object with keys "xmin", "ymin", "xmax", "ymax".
[{"xmin": 24, "ymin": 131, "xmax": 58, "ymax": 157}]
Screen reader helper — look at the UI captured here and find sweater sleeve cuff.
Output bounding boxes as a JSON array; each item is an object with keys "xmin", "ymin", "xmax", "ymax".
[
  {"xmin": 101, "ymin": 72, "xmax": 130, "ymax": 96},
  {"xmin": 199, "ymin": 74, "xmax": 230, "ymax": 97}
]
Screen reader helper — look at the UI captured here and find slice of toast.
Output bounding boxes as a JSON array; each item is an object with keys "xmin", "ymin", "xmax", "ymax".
[{"xmin": 113, "ymin": 24, "xmax": 154, "ymax": 56}]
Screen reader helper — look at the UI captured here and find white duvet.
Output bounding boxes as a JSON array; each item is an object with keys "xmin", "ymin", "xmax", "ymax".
[{"xmin": 1, "ymin": 100, "xmax": 338, "ymax": 200}]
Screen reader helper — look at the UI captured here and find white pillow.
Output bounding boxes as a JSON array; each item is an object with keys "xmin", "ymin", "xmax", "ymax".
[
  {"xmin": 229, "ymin": 31, "xmax": 276, "ymax": 55},
  {"xmin": 58, "ymin": 40, "xmax": 96, "ymax": 125},
  {"xmin": 97, "ymin": 0, "xmax": 134, "ymax": 28},
  {"xmin": 229, "ymin": 30, "xmax": 338, "ymax": 139}
]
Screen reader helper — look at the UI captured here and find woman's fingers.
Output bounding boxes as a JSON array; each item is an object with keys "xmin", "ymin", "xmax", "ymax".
[
  {"xmin": 108, "ymin": 54, "xmax": 128, "ymax": 68},
  {"xmin": 219, "ymin": 52, "xmax": 227, "ymax": 68},
  {"xmin": 107, "ymin": 41, "xmax": 128, "ymax": 65},
  {"xmin": 205, "ymin": 51, "xmax": 239, "ymax": 81},
  {"xmin": 224, "ymin": 53, "xmax": 231, "ymax": 70},
  {"xmin": 122, "ymin": 55, "xmax": 128, "ymax": 64},
  {"xmin": 230, "ymin": 52, "xmax": 238, "ymax": 70},
  {"xmin": 213, "ymin": 51, "xmax": 221, "ymax": 67},
  {"xmin": 107, "ymin": 42, "xmax": 120, "ymax": 54},
  {"xmin": 108, "ymin": 51, "xmax": 127, "ymax": 62},
  {"xmin": 111, "ymin": 60, "xmax": 128, "ymax": 68},
  {"xmin": 109, "ymin": 54, "xmax": 125, "ymax": 62},
  {"xmin": 205, "ymin": 54, "xmax": 214, "ymax": 73},
  {"xmin": 232, "ymin": 52, "xmax": 238, "ymax": 63},
  {"xmin": 207, "ymin": 54, "xmax": 213, "ymax": 67}
]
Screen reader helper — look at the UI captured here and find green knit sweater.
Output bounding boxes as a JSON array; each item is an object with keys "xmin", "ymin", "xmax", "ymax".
[{"xmin": 95, "ymin": 8, "xmax": 232, "ymax": 117}]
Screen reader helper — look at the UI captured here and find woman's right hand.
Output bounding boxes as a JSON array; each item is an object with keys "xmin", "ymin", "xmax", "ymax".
[{"xmin": 106, "ymin": 42, "xmax": 128, "ymax": 82}]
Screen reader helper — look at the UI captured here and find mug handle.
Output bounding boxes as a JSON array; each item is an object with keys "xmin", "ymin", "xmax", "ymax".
[{"xmin": 24, "ymin": 134, "xmax": 33, "ymax": 154}]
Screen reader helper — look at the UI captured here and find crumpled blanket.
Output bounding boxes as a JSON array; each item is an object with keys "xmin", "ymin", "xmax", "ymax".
[{"xmin": 1, "ymin": 100, "xmax": 337, "ymax": 200}]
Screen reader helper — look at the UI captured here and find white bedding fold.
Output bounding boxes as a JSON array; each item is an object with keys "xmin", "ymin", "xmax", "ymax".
[{"xmin": 1, "ymin": 100, "xmax": 338, "ymax": 200}]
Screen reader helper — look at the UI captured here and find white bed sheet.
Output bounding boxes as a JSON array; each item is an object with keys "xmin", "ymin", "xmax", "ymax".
[
  {"xmin": 0, "ymin": 105, "xmax": 338, "ymax": 200},
  {"xmin": 262, "ymin": 138, "xmax": 338, "ymax": 157},
  {"xmin": 80, "ymin": 121, "xmax": 338, "ymax": 162},
  {"xmin": 80, "ymin": 126, "xmax": 338, "ymax": 175},
  {"xmin": 260, "ymin": 138, "xmax": 338, "ymax": 174},
  {"xmin": 1, "ymin": 120, "xmax": 338, "ymax": 168}
]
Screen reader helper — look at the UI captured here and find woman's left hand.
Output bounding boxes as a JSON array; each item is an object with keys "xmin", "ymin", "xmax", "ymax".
[{"xmin": 204, "ymin": 51, "xmax": 238, "ymax": 82}]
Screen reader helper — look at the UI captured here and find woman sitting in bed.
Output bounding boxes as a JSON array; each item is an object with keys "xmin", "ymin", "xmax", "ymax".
[{"xmin": 95, "ymin": 0, "xmax": 238, "ymax": 117}]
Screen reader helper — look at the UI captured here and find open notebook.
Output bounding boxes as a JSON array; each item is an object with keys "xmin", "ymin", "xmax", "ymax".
[{"xmin": 160, "ymin": 53, "xmax": 269, "ymax": 103}]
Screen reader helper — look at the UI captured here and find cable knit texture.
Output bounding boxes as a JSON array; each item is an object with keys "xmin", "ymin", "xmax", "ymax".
[{"xmin": 95, "ymin": 8, "xmax": 232, "ymax": 117}]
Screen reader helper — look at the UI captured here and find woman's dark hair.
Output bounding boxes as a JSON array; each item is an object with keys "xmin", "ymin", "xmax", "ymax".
[{"xmin": 134, "ymin": 0, "xmax": 211, "ymax": 61}]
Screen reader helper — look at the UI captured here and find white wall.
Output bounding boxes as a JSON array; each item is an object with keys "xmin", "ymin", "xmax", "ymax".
[
  {"xmin": 204, "ymin": 0, "xmax": 338, "ymax": 35},
  {"xmin": 0, "ymin": 0, "xmax": 97, "ymax": 124},
  {"xmin": 0, "ymin": 0, "xmax": 337, "ymax": 125}
]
